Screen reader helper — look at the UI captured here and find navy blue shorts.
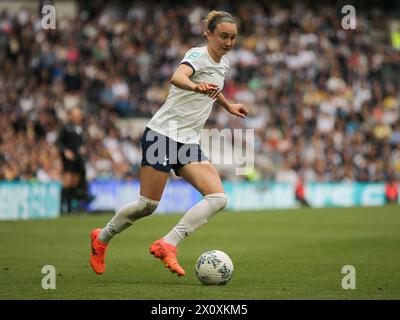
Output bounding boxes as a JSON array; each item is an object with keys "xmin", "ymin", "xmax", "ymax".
[{"xmin": 140, "ymin": 127, "xmax": 208, "ymax": 175}]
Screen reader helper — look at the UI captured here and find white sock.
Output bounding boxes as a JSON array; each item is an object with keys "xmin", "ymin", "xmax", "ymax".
[
  {"xmin": 98, "ymin": 195, "xmax": 159, "ymax": 243},
  {"xmin": 163, "ymin": 193, "xmax": 228, "ymax": 246}
]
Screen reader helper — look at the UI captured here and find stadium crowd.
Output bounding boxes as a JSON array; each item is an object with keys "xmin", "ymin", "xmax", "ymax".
[{"xmin": 1, "ymin": 1, "xmax": 400, "ymax": 184}]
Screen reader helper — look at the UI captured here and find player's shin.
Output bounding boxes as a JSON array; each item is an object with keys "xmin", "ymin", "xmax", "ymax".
[
  {"xmin": 163, "ymin": 193, "xmax": 228, "ymax": 246},
  {"xmin": 97, "ymin": 195, "xmax": 159, "ymax": 243}
]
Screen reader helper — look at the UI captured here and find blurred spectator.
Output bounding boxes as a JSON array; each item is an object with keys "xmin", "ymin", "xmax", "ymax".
[
  {"xmin": 295, "ymin": 178, "xmax": 310, "ymax": 207},
  {"xmin": 385, "ymin": 176, "xmax": 399, "ymax": 204}
]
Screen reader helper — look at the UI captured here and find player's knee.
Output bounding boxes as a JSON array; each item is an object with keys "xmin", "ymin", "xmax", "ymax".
[
  {"xmin": 138, "ymin": 195, "xmax": 159, "ymax": 217},
  {"xmin": 205, "ymin": 192, "xmax": 228, "ymax": 212},
  {"xmin": 219, "ymin": 193, "xmax": 228, "ymax": 210},
  {"xmin": 118, "ymin": 195, "xmax": 159, "ymax": 221}
]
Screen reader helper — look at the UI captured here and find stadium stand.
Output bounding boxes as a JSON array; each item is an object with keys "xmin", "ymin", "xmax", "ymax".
[{"xmin": 1, "ymin": 0, "xmax": 399, "ymax": 185}]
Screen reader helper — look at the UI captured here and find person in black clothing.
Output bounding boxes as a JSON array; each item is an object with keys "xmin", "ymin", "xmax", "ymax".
[{"xmin": 56, "ymin": 107, "xmax": 92, "ymax": 213}]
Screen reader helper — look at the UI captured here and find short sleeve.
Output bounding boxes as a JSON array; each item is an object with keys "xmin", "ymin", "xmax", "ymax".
[{"xmin": 180, "ymin": 49, "xmax": 206, "ymax": 75}]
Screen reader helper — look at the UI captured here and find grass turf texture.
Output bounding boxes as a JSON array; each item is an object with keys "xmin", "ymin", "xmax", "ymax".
[{"xmin": 0, "ymin": 206, "xmax": 399, "ymax": 299}]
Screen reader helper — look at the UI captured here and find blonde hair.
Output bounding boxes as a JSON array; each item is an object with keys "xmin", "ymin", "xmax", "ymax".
[{"xmin": 203, "ymin": 10, "xmax": 237, "ymax": 33}]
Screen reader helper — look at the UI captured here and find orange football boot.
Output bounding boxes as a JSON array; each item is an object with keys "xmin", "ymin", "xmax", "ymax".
[
  {"xmin": 89, "ymin": 228, "xmax": 108, "ymax": 275},
  {"xmin": 149, "ymin": 238, "xmax": 185, "ymax": 277}
]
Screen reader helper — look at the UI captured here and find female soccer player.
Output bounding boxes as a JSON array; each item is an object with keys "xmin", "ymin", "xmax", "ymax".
[{"xmin": 90, "ymin": 11, "xmax": 248, "ymax": 276}]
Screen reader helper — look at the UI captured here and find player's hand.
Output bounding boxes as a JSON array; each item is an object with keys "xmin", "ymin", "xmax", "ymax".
[
  {"xmin": 226, "ymin": 103, "xmax": 248, "ymax": 118},
  {"xmin": 193, "ymin": 82, "xmax": 219, "ymax": 96},
  {"xmin": 64, "ymin": 149, "xmax": 75, "ymax": 160}
]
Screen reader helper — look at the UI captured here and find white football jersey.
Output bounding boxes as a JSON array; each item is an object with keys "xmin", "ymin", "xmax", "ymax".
[{"xmin": 147, "ymin": 46, "xmax": 230, "ymax": 144}]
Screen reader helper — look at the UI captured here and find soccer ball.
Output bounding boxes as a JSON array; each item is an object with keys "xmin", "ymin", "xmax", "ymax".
[{"xmin": 195, "ymin": 250, "xmax": 234, "ymax": 285}]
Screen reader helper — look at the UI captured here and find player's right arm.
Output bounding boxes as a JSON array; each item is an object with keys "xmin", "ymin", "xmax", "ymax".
[{"xmin": 171, "ymin": 64, "xmax": 219, "ymax": 95}]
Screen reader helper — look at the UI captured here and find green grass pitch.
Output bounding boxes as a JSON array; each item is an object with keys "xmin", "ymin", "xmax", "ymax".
[{"xmin": 0, "ymin": 206, "xmax": 399, "ymax": 299}]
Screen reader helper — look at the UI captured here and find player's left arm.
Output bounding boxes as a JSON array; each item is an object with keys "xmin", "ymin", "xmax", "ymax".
[{"xmin": 215, "ymin": 92, "xmax": 248, "ymax": 119}]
